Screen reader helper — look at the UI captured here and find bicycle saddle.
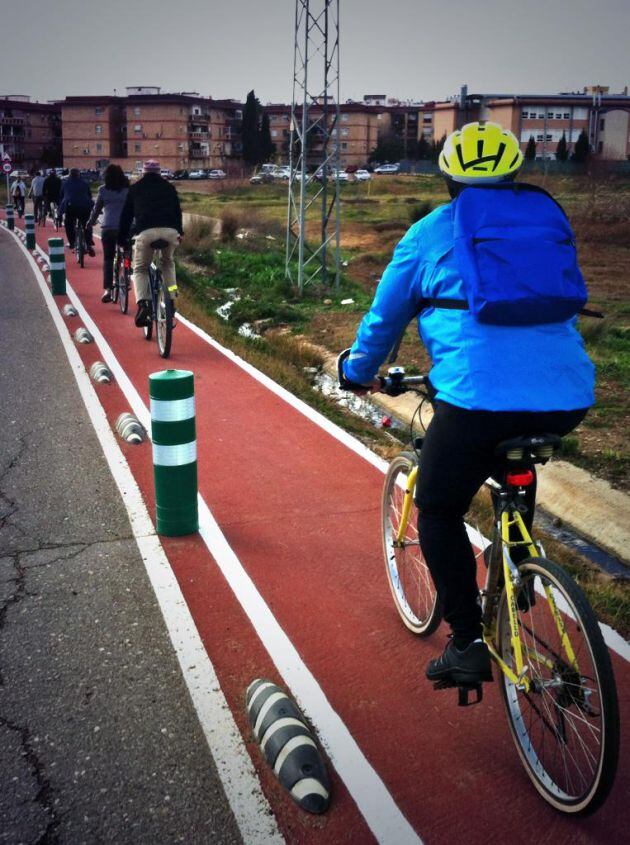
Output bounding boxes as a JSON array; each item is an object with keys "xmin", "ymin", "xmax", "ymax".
[
  {"xmin": 495, "ymin": 434, "xmax": 562, "ymax": 462},
  {"xmin": 150, "ymin": 238, "xmax": 170, "ymax": 249}
]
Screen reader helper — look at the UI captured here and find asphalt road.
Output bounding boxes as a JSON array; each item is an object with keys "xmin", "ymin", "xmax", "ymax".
[{"xmin": 0, "ymin": 230, "xmax": 243, "ymax": 844}]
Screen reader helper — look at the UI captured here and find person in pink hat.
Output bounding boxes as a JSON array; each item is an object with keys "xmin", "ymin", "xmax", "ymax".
[{"xmin": 118, "ymin": 160, "xmax": 184, "ymax": 327}]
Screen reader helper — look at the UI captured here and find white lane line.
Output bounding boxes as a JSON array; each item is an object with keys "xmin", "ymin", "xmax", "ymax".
[
  {"xmin": 8, "ymin": 230, "xmax": 284, "ymax": 845},
  {"xmin": 31, "ymin": 246, "xmax": 424, "ymax": 842}
]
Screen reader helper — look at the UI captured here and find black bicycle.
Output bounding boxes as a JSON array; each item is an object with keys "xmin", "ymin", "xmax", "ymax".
[
  {"xmin": 74, "ymin": 218, "xmax": 87, "ymax": 268},
  {"xmin": 112, "ymin": 245, "xmax": 131, "ymax": 314},
  {"xmin": 143, "ymin": 238, "xmax": 175, "ymax": 358}
]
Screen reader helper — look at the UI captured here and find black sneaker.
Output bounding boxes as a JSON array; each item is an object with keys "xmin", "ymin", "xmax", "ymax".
[
  {"xmin": 426, "ymin": 638, "xmax": 493, "ymax": 685},
  {"xmin": 101, "ymin": 288, "xmax": 112, "ymax": 303},
  {"xmin": 87, "ymin": 245, "xmax": 96, "ymax": 257},
  {"xmin": 134, "ymin": 300, "xmax": 151, "ymax": 327},
  {"xmin": 66, "ymin": 242, "xmax": 75, "ymax": 249}
]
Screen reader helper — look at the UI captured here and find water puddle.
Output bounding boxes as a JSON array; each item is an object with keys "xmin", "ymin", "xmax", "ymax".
[{"xmin": 312, "ymin": 371, "xmax": 407, "ymax": 433}]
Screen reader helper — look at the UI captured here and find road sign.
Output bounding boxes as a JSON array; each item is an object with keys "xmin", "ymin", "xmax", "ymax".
[
  {"xmin": 2, "ymin": 153, "xmax": 11, "ymax": 163},
  {"xmin": 2, "ymin": 162, "xmax": 12, "ymax": 174}
]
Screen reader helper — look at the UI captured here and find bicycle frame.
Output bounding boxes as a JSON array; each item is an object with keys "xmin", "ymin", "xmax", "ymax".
[{"xmin": 393, "ymin": 462, "xmax": 581, "ymax": 694}]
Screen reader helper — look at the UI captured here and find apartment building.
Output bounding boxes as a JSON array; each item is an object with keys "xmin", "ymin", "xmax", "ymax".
[
  {"xmin": 428, "ymin": 87, "xmax": 630, "ymax": 160},
  {"xmin": 0, "ymin": 96, "xmax": 61, "ymax": 171},
  {"xmin": 265, "ymin": 102, "xmax": 391, "ymax": 168},
  {"xmin": 61, "ymin": 88, "xmax": 243, "ymax": 172}
]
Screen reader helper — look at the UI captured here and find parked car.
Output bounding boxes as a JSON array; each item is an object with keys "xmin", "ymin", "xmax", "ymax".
[
  {"xmin": 355, "ymin": 169, "xmax": 372, "ymax": 182},
  {"xmin": 208, "ymin": 169, "xmax": 227, "ymax": 180},
  {"xmin": 330, "ymin": 169, "xmax": 350, "ymax": 182},
  {"xmin": 189, "ymin": 170, "xmax": 206, "ymax": 180},
  {"xmin": 373, "ymin": 163, "xmax": 400, "ymax": 175},
  {"xmin": 160, "ymin": 169, "xmax": 174, "ymax": 180},
  {"xmin": 173, "ymin": 169, "xmax": 189, "ymax": 180}
]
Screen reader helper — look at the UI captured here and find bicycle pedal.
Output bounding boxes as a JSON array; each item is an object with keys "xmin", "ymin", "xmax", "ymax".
[{"xmin": 433, "ymin": 679, "xmax": 484, "ymax": 707}]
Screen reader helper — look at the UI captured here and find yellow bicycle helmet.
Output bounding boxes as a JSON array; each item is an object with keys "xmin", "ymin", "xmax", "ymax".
[{"xmin": 439, "ymin": 121, "xmax": 523, "ymax": 184}]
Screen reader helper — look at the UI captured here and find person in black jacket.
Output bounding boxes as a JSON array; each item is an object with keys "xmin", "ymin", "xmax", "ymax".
[{"xmin": 118, "ymin": 160, "xmax": 184, "ymax": 327}]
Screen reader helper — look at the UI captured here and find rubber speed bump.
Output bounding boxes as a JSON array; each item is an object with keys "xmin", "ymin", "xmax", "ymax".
[{"xmin": 246, "ymin": 679, "xmax": 330, "ymax": 814}]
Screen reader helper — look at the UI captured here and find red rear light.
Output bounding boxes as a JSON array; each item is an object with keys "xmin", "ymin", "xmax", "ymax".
[
  {"xmin": 506, "ymin": 470, "xmax": 534, "ymax": 487},
  {"xmin": 124, "ymin": 257, "xmax": 131, "ymax": 269}
]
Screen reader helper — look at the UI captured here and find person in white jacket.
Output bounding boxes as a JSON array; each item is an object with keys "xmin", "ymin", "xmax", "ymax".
[
  {"xmin": 28, "ymin": 171, "xmax": 46, "ymax": 221},
  {"xmin": 10, "ymin": 176, "xmax": 27, "ymax": 218}
]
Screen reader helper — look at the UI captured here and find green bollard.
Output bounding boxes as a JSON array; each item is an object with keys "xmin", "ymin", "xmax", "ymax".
[
  {"xmin": 25, "ymin": 213, "xmax": 35, "ymax": 249},
  {"xmin": 149, "ymin": 369, "xmax": 199, "ymax": 536},
  {"xmin": 6, "ymin": 204, "xmax": 14, "ymax": 231},
  {"xmin": 48, "ymin": 237, "xmax": 66, "ymax": 295}
]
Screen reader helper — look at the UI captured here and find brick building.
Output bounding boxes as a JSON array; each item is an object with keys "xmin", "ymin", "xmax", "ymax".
[
  {"xmin": 0, "ymin": 96, "xmax": 61, "ymax": 172},
  {"xmin": 61, "ymin": 88, "xmax": 243, "ymax": 172}
]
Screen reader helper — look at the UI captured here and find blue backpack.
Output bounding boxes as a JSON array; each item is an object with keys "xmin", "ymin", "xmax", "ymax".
[{"xmin": 429, "ymin": 184, "xmax": 591, "ymax": 326}]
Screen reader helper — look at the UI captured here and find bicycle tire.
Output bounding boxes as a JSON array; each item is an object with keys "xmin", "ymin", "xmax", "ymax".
[
  {"xmin": 76, "ymin": 226, "xmax": 84, "ymax": 268},
  {"xmin": 119, "ymin": 269, "xmax": 130, "ymax": 315},
  {"xmin": 497, "ymin": 556, "xmax": 619, "ymax": 815},
  {"xmin": 156, "ymin": 274, "xmax": 173, "ymax": 358},
  {"xmin": 382, "ymin": 452, "xmax": 442, "ymax": 635}
]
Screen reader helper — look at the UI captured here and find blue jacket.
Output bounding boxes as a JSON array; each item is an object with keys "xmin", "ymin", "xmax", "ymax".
[
  {"xmin": 59, "ymin": 175, "xmax": 93, "ymax": 215},
  {"xmin": 344, "ymin": 203, "xmax": 595, "ymax": 412}
]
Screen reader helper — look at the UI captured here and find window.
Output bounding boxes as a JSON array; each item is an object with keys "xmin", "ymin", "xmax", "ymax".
[
  {"xmin": 563, "ymin": 112, "xmax": 570, "ymax": 119},
  {"xmin": 423, "ymin": 115, "xmax": 433, "ymax": 123},
  {"xmin": 83, "ymin": 147, "xmax": 90, "ymax": 154},
  {"xmin": 95, "ymin": 107, "xmax": 104, "ymax": 116},
  {"xmin": 600, "ymin": 118, "xmax": 605, "ymax": 131},
  {"xmin": 134, "ymin": 124, "xmax": 142, "ymax": 133},
  {"xmin": 521, "ymin": 110, "xmax": 528, "ymax": 118},
  {"xmin": 408, "ymin": 113, "xmax": 417, "ymax": 121},
  {"xmin": 598, "ymin": 141, "xmax": 603, "ymax": 154},
  {"xmin": 555, "ymin": 113, "xmax": 562, "ymax": 119},
  {"xmin": 134, "ymin": 142, "xmax": 142, "ymax": 152},
  {"xmin": 536, "ymin": 134, "xmax": 544, "ymax": 141},
  {"xmin": 547, "ymin": 112, "xmax": 554, "ymax": 119},
  {"xmin": 95, "ymin": 124, "xmax": 103, "ymax": 134},
  {"xmin": 341, "ymin": 113, "xmax": 349, "ymax": 121},
  {"xmin": 546, "ymin": 134, "xmax": 552, "ymax": 141},
  {"xmin": 341, "ymin": 128, "xmax": 349, "ymax": 137},
  {"xmin": 235, "ymin": 110, "xmax": 242, "ymax": 120},
  {"xmin": 341, "ymin": 142, "xmax": 348, "ymax": 149},
  {"xmin": 271, "ymin": 129, "xmax": 278, "ymax": 138},
  {"xmin": 538, "ymin": 112, "xmax": 545, "ymax": 119},
  {"xmin": 133, "ymin": 107, "xmax": 141, "ymax": 116},
  {"xmin": 96, "ymin": 143, "xmax": 103, "ymax": 152}
]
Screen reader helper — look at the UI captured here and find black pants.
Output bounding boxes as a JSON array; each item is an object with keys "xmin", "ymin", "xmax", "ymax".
[
  {"xmin": 416, "ymin": 401, "xmax": 588, "ymax": 643},
  {"xmin": 64, "ymin": 207, "xmax": 94, "ymax": 247},
  {"xmin": 101, "ymin": 228, "xmax": 118, "ymax": 288},
  {"xmin": 13, "ymin": 196, "xmax": 25, "ymax": 217}
]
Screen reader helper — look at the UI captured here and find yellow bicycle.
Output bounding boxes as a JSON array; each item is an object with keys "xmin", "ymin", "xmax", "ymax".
[{"xmin": 380, "ymin": 366, "xmax": 620, "ymax": 815}]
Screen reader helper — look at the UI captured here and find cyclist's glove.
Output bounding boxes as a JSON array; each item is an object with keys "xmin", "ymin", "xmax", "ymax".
[{"xmin": 337, "ymin": 348, "xmax": 380, "ymax": 392}]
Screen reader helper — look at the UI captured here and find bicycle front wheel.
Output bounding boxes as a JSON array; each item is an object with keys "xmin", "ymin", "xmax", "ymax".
[
  {"xmin": 382, "ymin": 453, "xmax": 442, "ymax": 635},
  {"xmin": 156, "ymin": 276, "xmax": 174, "ymax": 358},
  {"xmin": 497, "ymin": 556, "xmax": 619, "ymax": 815}
]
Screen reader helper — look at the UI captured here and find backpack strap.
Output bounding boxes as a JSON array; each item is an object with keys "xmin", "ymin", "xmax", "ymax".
[{"xmin": 422, "ymin": 299, "xmax": 604, "ymax": 319}]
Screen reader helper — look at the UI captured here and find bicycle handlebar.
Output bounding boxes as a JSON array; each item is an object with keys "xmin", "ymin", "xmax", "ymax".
[{"xmin": 336, "ymin": 348, "xmax": 428, "ymax": 397}]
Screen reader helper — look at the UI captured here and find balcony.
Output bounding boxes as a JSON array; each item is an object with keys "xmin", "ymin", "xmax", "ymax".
[
  {"xmin": 190, "ymin": 131, "xmax": 210, "ymax": 140},
  {"xmin": 190, "ymin": 148, "xmax": 209, "ymax": 158},
  {"xmin": 189, "ymin": 114, "xmax": 210, "ymax": 125},
  {"xmin": 0, "ymin": 117, "xmax": 26, "ymax": 127}
]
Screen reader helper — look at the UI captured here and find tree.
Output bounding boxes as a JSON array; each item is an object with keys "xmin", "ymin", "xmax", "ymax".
[
  {"xmin": 259, "ymin": 112, "xmax": 275, "ymax": 163},
  {"xmin": 368, "ymin": 132, "xmax": 405, "ymax": 164},
  {"xmin": 431, "ymin": 134, "xmax": 446, "ymax": 163},
  {"xmin": 572, "ymin": 129, "xmax": 590, "ymax": 163},
  {"xmin": 242, "ymin": 90, "xmax": 262, "ymax": 166},
  {"xmin": 407, "ymin": 136, "xmax": 432, "ymax": 161},
  {"xmin": 556, "ymin": 132, "xmax": 569, "ymax": 162},
  {"xmin": 525, "ymin": 135, "xmax": 537, "ymax": 161}
]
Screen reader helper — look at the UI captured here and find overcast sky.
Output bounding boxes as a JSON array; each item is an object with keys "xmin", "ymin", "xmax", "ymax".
[{"xmin": 1, "ymin": 0, "xmax": 628, "ymax": 105}]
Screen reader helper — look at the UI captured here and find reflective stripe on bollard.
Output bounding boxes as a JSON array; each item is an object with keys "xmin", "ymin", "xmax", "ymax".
[
  {"xmin": 149, "ymin": 369, "xmax": 199, "ymax": 536},
  {"xmin": 25, "ymin": 213, "xmax": 35, "ymax": 249},
  {"xmin": 5, "ymin": 204, "xmax": 14, "ymax": 231},
  {"xmin": 48, "ymin": 236, "xmax": 66, "ymax": 295}
]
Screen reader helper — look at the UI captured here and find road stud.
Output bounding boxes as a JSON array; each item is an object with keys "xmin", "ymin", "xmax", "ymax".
[
  {"xmin": 246, "ymin": 678, "xmax": 330, "ymax": 814},
  {"xmin": 149, "ymin": 369, "xmax": 199, "ymax": 536},
  {"xmin": 74, "ymin": 327, "xmax": 93, "ymax": 344},
  {"xmin": 115, "ymin": 412, "xmax": 145, "ymax": 445},
  {"xmin": 25, "ymin": 213, "xmax": 35, "ymax": 249},
  {"xmin": 5, "ymin": 204, "xmax": 14, "ymax": 231},
  {"xmin": 48, "ymin": 237, "xmax": 66, "ymax": 295},
  {"xmin": 90, "ymin": 361, "xmax": 112, "ymax": 384}
]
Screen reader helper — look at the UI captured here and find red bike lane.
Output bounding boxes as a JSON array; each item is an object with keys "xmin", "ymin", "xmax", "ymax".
[{"xmin": 9, "ymin": 218, "xmax": 630, "ymax": 844}]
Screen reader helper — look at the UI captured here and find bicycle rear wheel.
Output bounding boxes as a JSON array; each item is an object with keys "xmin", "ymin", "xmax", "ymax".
[
  {"xmin": 382, "ymin": 453, "xmax": 442, "ymax": 635},
  {"xmin": 76, "ymin": 225, "xmax": 84, "ymax": 268},
  {"xmin": 156, "ymin": 275, "xmax": 174, "ymax": 358},
  {"xmin": 497, "ymin": 557, "xmax": 619, "ymax": 815}
]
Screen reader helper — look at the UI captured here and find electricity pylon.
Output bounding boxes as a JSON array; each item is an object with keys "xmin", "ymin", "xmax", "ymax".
[{"xmin": 285, "ymin": 0, "xmax": 341, "ymax": 294}]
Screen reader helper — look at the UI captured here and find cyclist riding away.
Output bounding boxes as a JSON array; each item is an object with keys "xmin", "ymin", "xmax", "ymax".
[
  {"xmin": 117, "ymin": 159, "xmax": 183, "ymax": 328},
  {"xmin": 340, "ymin": 121, "xmax": 595, "ymax": 688},
  {"xmin": 88, "ymin": 164, "xmax": 129, "ymax": 303},
  {"xmin": 43, "ymin": 169, "xmax": 62, "ymax": 223},
  {"xmin": 59, "ymin": 168, "xmax": 96, "ymax": 256},
  {"xmin": 9, "ymin": 174, "xmax": 27, "ymax": 218},
  {"xmin": 28, "ymin": 170, "xmax": 46, "ymax": 221}
]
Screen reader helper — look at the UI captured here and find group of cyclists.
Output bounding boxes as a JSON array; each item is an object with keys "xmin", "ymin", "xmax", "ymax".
[{"xmin": 10, "ymin": 160, "xmax": 183, "ymax": 328}]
